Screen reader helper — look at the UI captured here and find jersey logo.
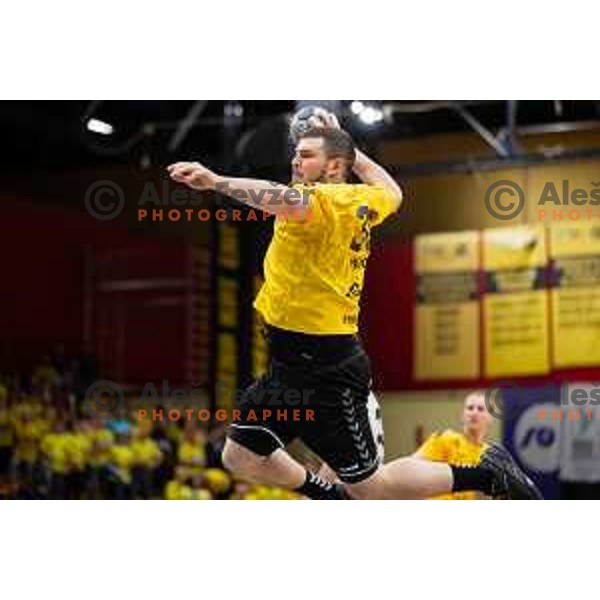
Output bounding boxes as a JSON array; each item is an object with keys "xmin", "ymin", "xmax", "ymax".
[{"xmin": 350, "ymin": 205, "xmax": 378, "ymax": 252}]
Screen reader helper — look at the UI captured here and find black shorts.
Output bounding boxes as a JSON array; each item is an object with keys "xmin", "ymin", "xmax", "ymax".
[{"xmin": 228, "ymin": 326, "xmax": 382, "ymax": 484}]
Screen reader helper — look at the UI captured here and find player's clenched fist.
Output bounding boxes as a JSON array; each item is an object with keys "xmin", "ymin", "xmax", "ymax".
[{"xmin": 167, "ymin": 161, "xmax": 220, "ymax": 190}]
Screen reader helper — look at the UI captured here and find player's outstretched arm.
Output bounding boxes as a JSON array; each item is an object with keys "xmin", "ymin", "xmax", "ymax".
[
  {"xmin": 352, "ymin": 150, "xmax": 403, "ymax": 212},
  {"xmin": 167, "ymin": 161, "xmax": 311, "ymax": 217}
]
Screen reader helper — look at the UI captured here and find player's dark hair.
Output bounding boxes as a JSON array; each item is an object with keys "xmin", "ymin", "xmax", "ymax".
[{"xmin": 299, "ymin": 127, "xmax": 356, "ymax": 173}]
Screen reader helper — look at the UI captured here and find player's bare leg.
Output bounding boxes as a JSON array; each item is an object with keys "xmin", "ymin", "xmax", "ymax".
[
  {"xmin": 344, "ymin": 449, "xmax": 541, "ymax": 500},
  {"xmin": 222, "ymin": 438, "xmax": 306, "ymax": 488},
  {"xmin": 222, "ymin": 438, "xmax": 346, "ymax": 499},
  {"xmin": 345, "ymin": 457, "xmax": 455, "ymax": 499}
]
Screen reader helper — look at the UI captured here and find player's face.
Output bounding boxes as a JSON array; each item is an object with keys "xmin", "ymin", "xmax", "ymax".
[
  {"xmin": 462, "ymin": 393, "xmax": 493, "ymax": 438},
  {"xmin": 291, "ymin": 137, "xmax": 329, "ymax": 183}
]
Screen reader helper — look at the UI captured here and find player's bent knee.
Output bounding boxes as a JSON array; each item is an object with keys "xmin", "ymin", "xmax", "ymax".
[
  {"xmin": 222, "ymin": 439, "xmax": 262, "ymax": 477},
  {"xmin": 345, "ymin": 482, "xmax": 377, "ymax": 500},
  {"xmin": 344, "ymin": 468, "xmax": 386, "ymax": 500},
  {"xmin": 221, "ymin": 439, "xmax": 246, "ymax": 473}
]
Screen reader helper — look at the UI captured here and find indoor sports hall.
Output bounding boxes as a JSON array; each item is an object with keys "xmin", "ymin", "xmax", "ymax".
[{"xmin": 2, "ymin": 100, "xmax": 600, "ymax": 500}]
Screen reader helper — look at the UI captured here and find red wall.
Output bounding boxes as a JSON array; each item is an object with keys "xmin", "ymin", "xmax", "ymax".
[
  {"xmin": 0, "ymin": 198, "xmax": 191, "ymax": 384},
  {"xmin": 93, "ymin": 241, "xmax": 191, "ymax": 385},
  {"xmin": 1, "ymin": 199, "xmax": 96, "ymax": 367}
]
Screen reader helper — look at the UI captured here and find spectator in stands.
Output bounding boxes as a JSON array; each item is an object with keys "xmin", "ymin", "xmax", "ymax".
[
  {"xmin": 2, "ymin": 348, "xmax": 305, "ymax": 500},
  {"xmin": 130, "ymin": 421, "xmax": 162, "ymax": 499},
  {"xmin": 107, "ymin": 426, "xmax": 134, "ymax": 500},
  {"xmin": 0, "ymin": 387, "xmax": 13, "ymax": 482},
  {"xmin": 149, "ymin": 408, "xmax": 176, "ymax": 493},
  {"xmin": 164, "ymin": 467, "xmax": 212, "ymax": 500},
  {"xmin": 32, "ymin": 356, "xmax": 61, "ymax": 399},
  {"xmin": 67, "ymin": 420, "xmax": 93, "ymax": 499},
  {"xmin": 87, "ymin": 419, "xmax": 114, "ymax": 498},
  {"xmin": 177, "ymin": 423, "xmax": 207, "ymax": 476},
  {"xmin": 165, "ymin": 466, "xmax": 194, "ymax": 500},
  {"xmin": 202, "ymin": 467, "xmax": 232, "ymax": 499},
  {"xmin": 188, "ymin": 472, "xmax": 212, "ymax": 500},
  {"xmin": 40, "ymin": 418, "xmax": 70, "ymax": 499},
  {"xmin": 12, "ymin": 401, "xmax": 46, "ymax": 496}
]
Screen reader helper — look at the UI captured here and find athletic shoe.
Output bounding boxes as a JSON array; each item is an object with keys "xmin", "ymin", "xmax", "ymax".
[{"xmin": 480, "ymin": 442, "xmax": 544, "ymax": 500}]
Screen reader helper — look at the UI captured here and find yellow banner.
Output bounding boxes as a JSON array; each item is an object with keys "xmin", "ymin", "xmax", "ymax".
[
  {"xmin": 483, "ymin": 226, "xmax": 550, "ymax": 377},
  {"xmin": 415, "ymin": 232, "xmax": 480, "ymax": 380},
  {"xmin": 550, "ymin": 223, "xmax": 600, "ymax": 368},
  {"xmin": 216, "ymin": 223, "xmax": 240, "ymax": 412}
]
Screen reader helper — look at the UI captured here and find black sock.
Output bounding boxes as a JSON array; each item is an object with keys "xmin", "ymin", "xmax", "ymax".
[
  {"xmin": 294, "ymin": 471, "xmax": 348, "ymax": 500},
  {"xmin": 451, "ymin": 466, "xmax": 494, "ymax": 495}
]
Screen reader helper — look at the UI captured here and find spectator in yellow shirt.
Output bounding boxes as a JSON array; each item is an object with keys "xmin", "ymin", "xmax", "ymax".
[
  {"xmin": 13, "ymin": 409, "xmax": 44, "ymax": 491},
  {"xmin": 165, "ymin": 467, "xmax": 212, "ymax": 500},
  {"xmin": 88, "ymin": 421, "xmax": 114, "ymax": 498},
  {"xmin": 414, "ymin": 390, "xmax": 494, "ymax": 500},
  {"xmin": 177, "ymin": 425, "xmax": 207, "ymax": 477},
  {"xmin": 108, "ymin": 430, "xmax": 135, "ymax": 499},
  {"xmin": 165, "ymin": 466, "xmax": 193, "ymax": 500},
  {"xmin": 66, "ymin": 421, "xmax": 93, "ymax": 499},
  {"xmin": 202, "ymin": 468, "xmax": 232, "ymax": 499},
  {"xmin": 130, "ymin": 423, "xmax": 162, "ymax": 499},
  {"xmin": 32, "ymin": 356, "xmax": 61, "ymax": 397},
  {"xmin": 189, "ymin": 472, "xmax": 213, "ymax": 500},
  {"xmin": 0, "ymin": 392, "xmax": 13, "ymax": 481},
  {"xmin": 40, "ymin": 419, "xmax": 70, "ymax": 498}
]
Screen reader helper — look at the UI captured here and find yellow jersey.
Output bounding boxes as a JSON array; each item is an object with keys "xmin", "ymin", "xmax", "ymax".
[
  {"xmin": 41, "ymin": 433, "xmax": 70, "ymax": 474},
  {"xmin": 13, "ymin": 419, "xmax": 46, "ymax": 463},
  {"xmin": 131, "ymin": 438, "xmax": 162, "ymax": 468},
  {"xmin": 254, "ymin": 183, "xmax": 396, "ymax": 334},
  {"xmin": 240, "ymin": 484, "xmax": 300, "ymax": 500},
  {"xmin": 67, "ymin": 432, "xmax": 92, "ymax": 471},
  {"xmin": 166, "ymin": 423, "xmax": 183, "ymax": 446},
  {"xmin": 190, "ymin": 488, "xmax": 212, "ymax": 500},
  {"xmin": 418, "ymin": 430, "xmax": 488, "ymax": 500},
  {"xmin": 109, "ymin": 445, "xmax": 135, "ymax": 484},
  {"xmin": 89, "ymin": 429, "xmax": 114, "ymax": 468},
  {"xmin": 0, "ymin": 408, "xmax": 13, "ymax": 447},
  {"xmin": 165, "ymin": 480, "xmax": 190, "ymax": 500},
  {"xmin": 178, "ymin": 441, "xmax": 206, "ymax": 474},
  {"xmin": 202, "ymin": 468, "xmax": 231, "ymax": 495},
  {"xmin": 164, "ymin": 480, "xmax": 212, "ymax": 500}
]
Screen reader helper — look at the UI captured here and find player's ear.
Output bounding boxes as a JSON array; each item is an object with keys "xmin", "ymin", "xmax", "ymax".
[{"xmin": 326, "ymin": 156, "xmax": 345, "ymax": 181}]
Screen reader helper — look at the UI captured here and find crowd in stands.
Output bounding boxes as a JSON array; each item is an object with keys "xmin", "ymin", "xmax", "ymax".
[{"xmin": 0, "ymin": 347, "xmax": 299, "ymax": 500}]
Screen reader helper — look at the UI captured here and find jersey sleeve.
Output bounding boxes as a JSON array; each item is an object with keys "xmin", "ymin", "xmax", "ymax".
[
  {"xmin": 417, "ymin": 431, "xmax": 452, "ymax": 462},
  {"xmin": 359, "ymin": 185, "xmax": 397, "ymax": 226}
]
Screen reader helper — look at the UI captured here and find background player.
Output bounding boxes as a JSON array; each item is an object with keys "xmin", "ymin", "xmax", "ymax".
[{"xmin": 414, "ymin": 390, "xmax": 494, "ymax": 499}]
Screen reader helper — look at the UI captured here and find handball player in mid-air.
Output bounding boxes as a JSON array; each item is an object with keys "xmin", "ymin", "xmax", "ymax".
[{"xmin": 168, "ymin": 108, "xmax": 541, "ymax": 500}]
